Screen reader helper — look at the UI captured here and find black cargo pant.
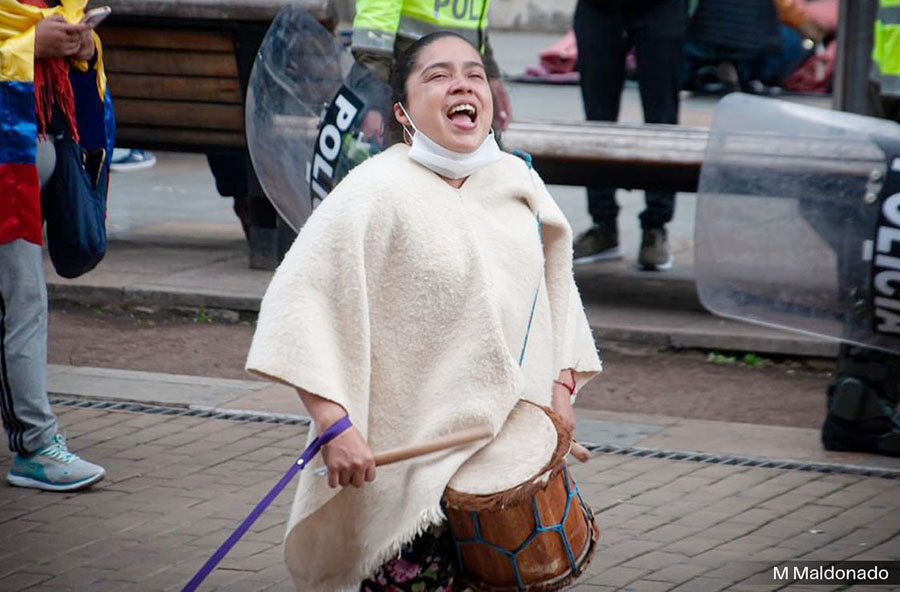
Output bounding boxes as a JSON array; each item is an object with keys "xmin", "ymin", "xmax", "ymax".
[{"xmin": 574, "ymin": 0, "xmax": 686, "ymax": 230}]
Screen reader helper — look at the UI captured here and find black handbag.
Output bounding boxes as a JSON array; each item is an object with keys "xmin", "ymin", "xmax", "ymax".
[{"xmin": 43, "ymin": 135, "xmax": 108, "ymax": 279}]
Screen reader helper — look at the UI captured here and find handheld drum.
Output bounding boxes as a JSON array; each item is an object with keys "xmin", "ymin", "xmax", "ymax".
[{"xmin": 443, "ymin": 401, "xmax": 599, "ymax": 591}]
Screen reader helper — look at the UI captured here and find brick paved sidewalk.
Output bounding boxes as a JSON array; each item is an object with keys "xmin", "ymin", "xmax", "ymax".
[{"xmin": 1, "ymin": 407, "xmax": 898, "ymax": 591}]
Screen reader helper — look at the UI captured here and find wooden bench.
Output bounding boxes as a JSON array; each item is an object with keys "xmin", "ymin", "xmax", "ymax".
[
  {"xmin": 505, "ymin": 119, "xmax": 883, "ymax": 190},
  {"xmin": 101, "ymin": 0, "xmax": 335, "ymax": 269},
  {"xmin": 505, "ymin": 121, "xmax": 707, "ymax": 192},
  {"xmin": 271, "ymin": 113, "xmax": 879, "ymax": 195},
  {"xmin": 102, "ymin": 0, "xmax": 335, "ymax": 151}
]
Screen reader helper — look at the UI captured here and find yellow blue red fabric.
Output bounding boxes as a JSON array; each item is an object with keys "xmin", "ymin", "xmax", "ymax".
[{"xmin": 0, "ymin": 0, "xmax": 110, "ymax": 246}]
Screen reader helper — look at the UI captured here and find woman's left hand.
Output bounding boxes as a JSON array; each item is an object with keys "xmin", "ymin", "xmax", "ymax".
[{"xmin": 551, "ymin": 382, "xmax": 576, "ymax": 433}]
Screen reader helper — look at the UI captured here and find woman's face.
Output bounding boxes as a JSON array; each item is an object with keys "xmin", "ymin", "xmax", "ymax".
[{"xmin": 394, "ymin": 37, "xmax": 494, "ymax": 153}]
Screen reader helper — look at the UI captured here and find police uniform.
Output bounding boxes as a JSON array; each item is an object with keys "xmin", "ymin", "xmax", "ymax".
[
  {"xmin": 822, "ymin": 0, "xmax": 900, "ymax": 457},
  {"xmin": 351, "ymin": 0, "xmax": 500, "ymax": 82}
]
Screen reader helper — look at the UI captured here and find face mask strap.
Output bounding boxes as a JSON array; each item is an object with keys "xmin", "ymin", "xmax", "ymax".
[{"xmin": 397, "ymin": 102, "xmax": 417, "ymax": 144}]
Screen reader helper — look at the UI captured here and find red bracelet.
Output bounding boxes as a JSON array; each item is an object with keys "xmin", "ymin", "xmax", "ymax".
[{"xmin": 553, "ymin": 379, "xmax": 575, "ymax": 395}]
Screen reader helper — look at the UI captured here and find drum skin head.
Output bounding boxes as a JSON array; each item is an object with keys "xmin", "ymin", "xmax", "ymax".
[{"xmin": 448, "ymin": 401, "xmax": 559, "ymax": 496}]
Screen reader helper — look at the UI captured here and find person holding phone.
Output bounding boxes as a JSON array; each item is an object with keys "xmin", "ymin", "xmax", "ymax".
[{"xmin": 0, "ymin": 0, "xmax": 113, "ymax": 491}]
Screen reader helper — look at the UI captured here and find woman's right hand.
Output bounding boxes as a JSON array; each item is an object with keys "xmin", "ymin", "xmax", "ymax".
[
  {"xmin": 321, "ymin": 425, "xmax": 376, "ymax": 489},
  {"xmin": 34, "ymin": 15, "xmax": 89, "ymax": 59},
  {"xmin": 296, "ymin": 388, "xmax": 376, "ymax": 488}
]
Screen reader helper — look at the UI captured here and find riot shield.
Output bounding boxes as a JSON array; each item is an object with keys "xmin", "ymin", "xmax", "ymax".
[
  {"xmin": 696, "ymin": 93, "xmax": 900, "ymax": 354},
  {"xmin": 245, "ymin": 6, "xmax": 391, "ymax": 232}
]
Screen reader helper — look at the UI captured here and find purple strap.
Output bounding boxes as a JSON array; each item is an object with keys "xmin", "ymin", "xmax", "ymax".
[{"xmin": 182, "ymin": 415, "xmax": 353, "ymax": 592}]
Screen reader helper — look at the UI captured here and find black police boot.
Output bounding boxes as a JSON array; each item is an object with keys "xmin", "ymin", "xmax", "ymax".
[{"xmin": 821, "ymin": 346, "xmax": 900, "ymax": 457}]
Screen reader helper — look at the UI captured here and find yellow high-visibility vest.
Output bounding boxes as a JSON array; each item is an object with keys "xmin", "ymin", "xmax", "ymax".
[
  {"xmin": 873, "ymin": 0, "xmax": 900, "ymax": 95},
  {"xmin": 352, "ymin": 0, "xmax": 489, "ymax": 54}
]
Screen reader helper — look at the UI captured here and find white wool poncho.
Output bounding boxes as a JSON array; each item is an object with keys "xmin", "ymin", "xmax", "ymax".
[{"xmin": 246, "ymin": 144, "xmax": 602, "ymax": 591}]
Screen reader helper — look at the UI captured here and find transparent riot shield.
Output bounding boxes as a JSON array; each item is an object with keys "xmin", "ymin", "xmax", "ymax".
[
  {"xmin": 696, "ymin": 93, "xmax": 900, "ymax": 354},
  {"xmin": 245, "ymin": 6, "xmax": 391, "ymax": 232}
]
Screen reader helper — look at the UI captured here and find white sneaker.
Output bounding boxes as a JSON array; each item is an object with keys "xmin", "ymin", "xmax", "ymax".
[
  {"xmin": 6, "ymin": 434, "xmax": 105, "ymax": 492},
  {"xmin": 110, "ymin": 148, "xmax": 157, "ymax": 172}
]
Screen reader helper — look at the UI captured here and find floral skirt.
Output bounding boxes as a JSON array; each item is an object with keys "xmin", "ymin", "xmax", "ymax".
[{"xmin": 359, "ymin": 526, "xmax": 458, "ymax": 592}]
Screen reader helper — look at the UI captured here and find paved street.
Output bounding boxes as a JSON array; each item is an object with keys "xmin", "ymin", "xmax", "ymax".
[
  {"xmin": 1, "ymin": 405, "xmax": 898, "ymax": 591},
  {"xmin": 0, "ymin": 407, "xmax": 299, "ymax": 591}
]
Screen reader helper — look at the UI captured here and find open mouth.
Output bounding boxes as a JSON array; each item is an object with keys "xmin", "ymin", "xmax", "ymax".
[{"xmin": 447, "ymin": 103, "xmax": 477, "ymax": 128}]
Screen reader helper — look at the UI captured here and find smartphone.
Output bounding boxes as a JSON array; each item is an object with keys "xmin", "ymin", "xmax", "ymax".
[{"xmin": 80, "ymin": 6, "xmax": 111, "ymax": 28}]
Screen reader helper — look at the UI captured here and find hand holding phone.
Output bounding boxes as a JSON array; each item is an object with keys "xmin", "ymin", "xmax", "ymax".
[
  {"xmin": 80, "ymin": 6, "xmax": 111, "ymax": 29},
  {"xmin": 34, "ymin": 15, "xmax": 84, "ymax": 58}
]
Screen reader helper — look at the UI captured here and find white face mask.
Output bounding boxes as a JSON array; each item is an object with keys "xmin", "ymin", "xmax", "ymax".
[{"xmin": 398, "ymin": 103, "xmax": 502, "ymax": 179}]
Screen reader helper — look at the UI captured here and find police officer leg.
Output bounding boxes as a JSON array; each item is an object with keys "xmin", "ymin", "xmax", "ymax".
[
  {"xmin": 630, "ymin": 0, "xmax": 684, "ymax": 230},
  {"xmin": 823, "ymin": 345, "xmax": 900, "ymax": 456},
  {"xmin": 574, "ymin": 0, "xmax": 628, "ymax": 228}
]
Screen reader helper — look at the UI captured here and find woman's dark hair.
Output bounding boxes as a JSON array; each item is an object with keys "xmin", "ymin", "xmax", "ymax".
[{"xmin": 387, "ymin": 31, "xmax": 484, "ymax": 143}]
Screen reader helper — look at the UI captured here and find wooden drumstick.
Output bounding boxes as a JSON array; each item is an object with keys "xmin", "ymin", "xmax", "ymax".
[
  {"xmin": 314, "ymin": 424, "xmax": 493, "ymax": 476},
  {"xmin": 374, "ymin": 424, "xmax": 494, "ymax": 466},
  {"xmin": 570, "ymin": 440, "xmax": 591, "ymax": 462}
]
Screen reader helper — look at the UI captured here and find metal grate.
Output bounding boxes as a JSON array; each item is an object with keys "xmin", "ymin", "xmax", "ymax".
[
  {"xmin": 582, "ymin": 443, "xmax": 900, "ymax": 481},
  {"xmin": 50, "ymin": 396, "xmax": 900, "ymax": 480},
  {"xmin": 49, "ymin": 396, "xmax": 311, "ymax": 426}
]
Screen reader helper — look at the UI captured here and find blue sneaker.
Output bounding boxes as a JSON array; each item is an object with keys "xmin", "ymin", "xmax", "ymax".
[
  {"xmin": 110, "ymin": 148, "xmax": 156, "ymax": 172},
  {"xmin": 6, "ymin": 434, "xmax": 105, "ymax": 492}
]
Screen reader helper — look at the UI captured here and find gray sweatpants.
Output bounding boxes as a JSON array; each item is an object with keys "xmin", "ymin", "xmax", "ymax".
[
  {"xmin": 0, "ymin": 141, "xmax": 59, "ymax": 455},
  {"xmin": 0, "ymin": 240, "xmax": 58, "ymax": 454}
]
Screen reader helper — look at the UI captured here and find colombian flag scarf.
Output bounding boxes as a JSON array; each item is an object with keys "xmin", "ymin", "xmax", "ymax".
[{"xmin": 0, "ymin": 0, "xmax": 107, "ymax": 245}]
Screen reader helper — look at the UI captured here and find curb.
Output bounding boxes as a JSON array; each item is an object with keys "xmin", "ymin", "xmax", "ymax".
[
  {"xmin": 575, "ymin": 266, "xmax": 837, "ymax": 358},
  {"xmin": 48, "ymin": 282, "xmax": 262, "ymax": 313},
  {"xmin": 47, "ymin": 274, "xmax": 837, "ymax": 358},
  {"xmin": 592, "ymin": 325, "xmax": 838, "ymax": 358}
]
